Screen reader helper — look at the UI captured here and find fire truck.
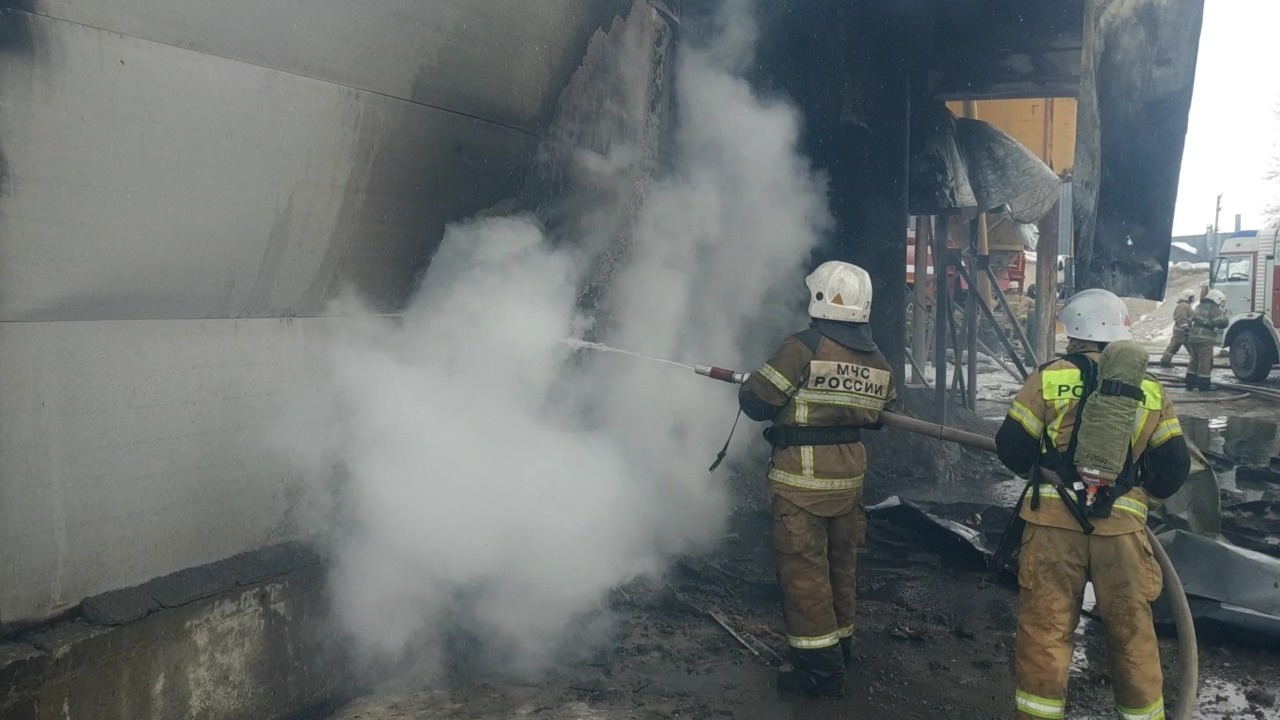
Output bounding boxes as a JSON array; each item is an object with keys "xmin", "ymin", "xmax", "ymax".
[{"xmin": 1213, "ymin": 226, "xmax": 1280, "ymax": 381}]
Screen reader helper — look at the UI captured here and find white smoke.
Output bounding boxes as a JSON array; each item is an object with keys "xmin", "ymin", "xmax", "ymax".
[{"xmin": 285, "ymin": 0, "xmax": 830, "ymax": 675}]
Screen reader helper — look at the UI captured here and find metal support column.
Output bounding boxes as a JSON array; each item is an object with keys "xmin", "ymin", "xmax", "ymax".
[
  {"xmin": 965, "ymin": 218, "xmax": 979, "ymax": 410},
  {"xmin": 912, "ymin": 217, "xmax": 930, "ymax": 386},
  {"xmin": 1036, "ymin": 182, "xmax": 1066, "ymax": 360},
  {"xmin": 933, "ymin": 216, "xmax": 949, "ymax": 423}
]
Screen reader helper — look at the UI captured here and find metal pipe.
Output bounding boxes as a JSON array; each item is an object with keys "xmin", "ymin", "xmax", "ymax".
[
  {"xmin": 966, "ymin": 220, "xmax": 980, "ymax": 410},
  {"xmin": 976, "ymin": 338, "xmax": 1024, "ymax": 384},
  {"xmin": 912, "ymin": 217, "xmax": 931, "ymax": 386},
  {"xmin": 954, "ymin": 264, "xmax": 1029, "ymax": 378},
  {"xmin": 949, "ymin": 294, "xmax": 970, "ymax": 409},
  {"xmin": 934, "ymin": 216, "xmax": 950, "ymax": 423},
  {"xmin": 907, "ymin": 352, "xmax": 932, "ymax": 389}
]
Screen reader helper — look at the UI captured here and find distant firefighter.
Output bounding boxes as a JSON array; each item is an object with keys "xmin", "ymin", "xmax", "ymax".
[
  {"xmin": 1186, "ymin": 289, "xmax": 1229, "ymax": 391},
  {"xmin": 1158, "ymin": 290, "xmax": 1196, "ymax": 368}
]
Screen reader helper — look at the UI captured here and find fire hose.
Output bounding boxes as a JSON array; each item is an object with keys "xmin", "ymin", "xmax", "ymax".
[{"xmin": 695, "ymin": 364, "xmax": 1200, "ymax": 718}]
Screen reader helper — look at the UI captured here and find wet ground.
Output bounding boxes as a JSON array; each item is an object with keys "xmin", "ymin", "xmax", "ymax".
[
  {"xmin": 323, "ymin": 494, "xmax": 1280, "ymax": 719},
  {"xmin": 324, "ymin": 349, "xmax": 1280, "ymax": 720}
]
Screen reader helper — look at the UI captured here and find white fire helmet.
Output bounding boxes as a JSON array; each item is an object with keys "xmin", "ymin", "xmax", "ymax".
[
  {"xmin": 1181, "ymin": 289, "xmax": 1196, "ymax": 302},
  {"xmin": 1059, "ymin": 288, "xmax": 1132, "ymax": 343},
  {"xmin": 806, "ymin": 261, "xmax": 872, "ymax": 323},
  {"xmin": 1206, "ymin": 288, "xmax": 1227, "ymax": 306}
]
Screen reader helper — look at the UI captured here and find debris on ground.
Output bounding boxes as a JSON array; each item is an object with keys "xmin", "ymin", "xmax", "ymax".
[{"xmin": 324, "ymin": 499, "xmax": 1280, "ymax": 720}]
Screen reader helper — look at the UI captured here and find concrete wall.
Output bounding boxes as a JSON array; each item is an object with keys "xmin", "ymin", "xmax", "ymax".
[{"xmin": 0, "ymin": 549, "xmax": 351, "ymax": 720}]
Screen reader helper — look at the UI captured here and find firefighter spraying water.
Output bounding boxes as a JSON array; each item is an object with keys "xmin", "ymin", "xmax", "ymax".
[{"xmin": 570, "ymin": 284, "xmax": 1201, "ymax": 719}]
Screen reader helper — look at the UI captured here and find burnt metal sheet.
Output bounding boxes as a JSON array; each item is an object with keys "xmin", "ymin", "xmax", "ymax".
[
  {"xmin": 0, "ymin": 12, "xmax": 532, "ymax": 320},
  {"xmin": 1150, "ymin": 442, "xmax": 1221, "ymax": 535},
  {"xmin": 866, "ymin": 496, "xmax": 1008, "ymax": 568},
  {"xmin": 4, "ymin": 0, "xmax": 632, "ymax": 133},
  {"xmin": 1153, "ymin": 530, "xmax": 1280, "ymax": 646},
  {"xmin": 1073, "ymin": 0, "xmax": 1205, "ymax": 300},
  {"xmin": 908, "ymin": 107, "xmax": 1061, "ymax": 223}
]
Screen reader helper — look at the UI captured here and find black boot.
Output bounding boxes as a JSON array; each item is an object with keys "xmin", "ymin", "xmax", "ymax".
[
  {"xmin": 1199, "ymin": 377, "xmax": 1213, "ymax": 392},
  {"xmin": 777, "ymin": 646, "xmax": 846, "ymax": 699},
  {"xmin": 1159, "ymin": 356, "xmax": 1174, "ymax": 368},
  {"xmin": 1185, "ymin": 374, "xmax": 1196, "ymax": 391}
]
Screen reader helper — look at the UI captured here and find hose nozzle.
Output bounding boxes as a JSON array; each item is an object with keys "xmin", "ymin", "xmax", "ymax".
[{"xmin": 695, "ymin": 365, "xmax": 750, "ymax": 385}]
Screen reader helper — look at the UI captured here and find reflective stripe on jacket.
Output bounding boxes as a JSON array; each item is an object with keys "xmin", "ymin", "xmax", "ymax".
[{"xmin": 742, "ymin": 329, "xmax": 896, "ymax": 516}]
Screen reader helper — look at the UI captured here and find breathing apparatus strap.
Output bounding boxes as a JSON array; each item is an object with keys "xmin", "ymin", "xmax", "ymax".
[
  {"xmin": 708, "ymin": 410, "xmax": 742, "ymax": 473},
  {"xmin": 764, "ymin": 425, "xmax": 862, "ymax": 448},
  {"xmin": 1035, "ymin": 353, "xmax": 1100, "ymax": 533},
  {"xmin": 1099, "ymin": 378, "xmax": 1145, "ymax": 402}
]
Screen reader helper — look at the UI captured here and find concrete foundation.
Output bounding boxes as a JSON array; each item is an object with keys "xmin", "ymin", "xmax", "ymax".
[{"xmin": 0, "ymin": 543, "xmax": 352, "ymax": 720}]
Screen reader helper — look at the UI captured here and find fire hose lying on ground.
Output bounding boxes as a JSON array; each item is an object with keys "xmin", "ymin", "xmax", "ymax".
[{"xmin": 692, "ymin": 363, "xmax": 1200, "ymax": 719}]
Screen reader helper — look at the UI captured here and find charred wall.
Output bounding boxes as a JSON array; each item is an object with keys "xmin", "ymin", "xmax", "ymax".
[
  {"xmin": 0, "ymin": 0, "xmax": 648, "ymax": 626},
  {"xmin": 1073, "ymin": 0, "xmax": 1205, "ymax": 300},
  {"xmin": 752, "ymin": 1, "xmax": 912, "ymax": 380}
]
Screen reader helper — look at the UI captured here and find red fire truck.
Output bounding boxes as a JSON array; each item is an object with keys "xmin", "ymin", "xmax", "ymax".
[{"xmin": 1213, "ymin": 226, "xmax": 1280, "ymax": 381}]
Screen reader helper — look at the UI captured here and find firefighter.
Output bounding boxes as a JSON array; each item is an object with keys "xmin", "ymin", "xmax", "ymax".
[
  {"xmin": 738, "ymin": 261, "xmax": 896, "ymax": 699},
  {"xmin": 999, "ymin": 283, "xmax": 1031, "ymax": 337},
  {"xmin": 995, "ymin": 288, "xmax": 1190, "ymax": 720},
  {"xmin": 1158, "ymin": 290, "xmax": 1196, "ymax": 368},
  {"xmin": 1187, "ymin": 289, "xmax": 1229, "ymax": 391},
  {"xmin": 1009, "ymin": 283, "xmax": 1033, "ymax": 326}
]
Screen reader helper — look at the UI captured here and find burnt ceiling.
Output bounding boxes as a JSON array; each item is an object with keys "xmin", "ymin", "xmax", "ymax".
[{"xmin": 923, "ymin": 0, "xmax": 1087, "ymax": 100}]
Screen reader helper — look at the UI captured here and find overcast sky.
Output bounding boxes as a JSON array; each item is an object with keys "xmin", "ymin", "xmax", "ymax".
[{"xmin": 1171, "ymin": 1, "xmax": 1280, "ymax": 235}]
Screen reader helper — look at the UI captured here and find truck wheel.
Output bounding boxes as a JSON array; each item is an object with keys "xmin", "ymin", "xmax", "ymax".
[{"xmin": 1229, "ymin": 328, "xmax": 1278, "ymax": 382}]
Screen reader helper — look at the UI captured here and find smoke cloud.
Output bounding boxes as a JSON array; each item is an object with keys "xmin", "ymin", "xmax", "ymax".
[{"xmin": 285, "ymin": 0, "xmax": 830, "ymax": 676}]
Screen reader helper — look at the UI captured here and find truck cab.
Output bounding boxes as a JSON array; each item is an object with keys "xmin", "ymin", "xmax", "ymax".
[{"xmin": 1213, "ymin": 227, "xmax": 1280, "ymax": 381}]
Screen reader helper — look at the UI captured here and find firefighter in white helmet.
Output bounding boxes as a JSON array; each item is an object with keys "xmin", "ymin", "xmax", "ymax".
[
  {"xmin": 1159, "ymin": 289, "xmax": 1197, "ymax": 368},
  {"xmin": 1187, "ymin": 288, "xmax": 1229, "ymax": 391},
  {"xmin": 738, "ymin": 261, "xmax": 896, "ymax": 699},
  {"xmin": 995, "ymin": 288, "xmax": 1190, "ymax": 720}
]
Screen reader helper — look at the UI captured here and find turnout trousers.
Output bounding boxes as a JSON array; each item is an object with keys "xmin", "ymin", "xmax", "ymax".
[
  {"xmin": 772, "ymin": 494, "xmax": 864, "ymax": 650},
  {"xmin": 1160, "ymin": 330, "xmax": 1187, "ymax": 365},
  {"xmin": 1014, "ymin": 524, "xmax": 1166, "ymax": 720},
  {"xmin": 1186, "ymin": 341, "xmax": 1215, "ymax": 383}
]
